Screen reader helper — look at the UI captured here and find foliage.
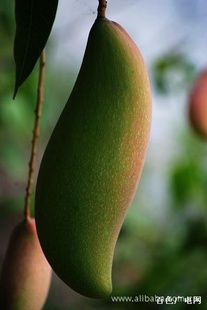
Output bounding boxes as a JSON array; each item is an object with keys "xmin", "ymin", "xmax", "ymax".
[
  {"xmin": 152, "ymin": 53, "xmax": 196, "ymax": 95},
  {"xmin": 13, "ymin": 0, "xmax": 58, "ymax": 97}
]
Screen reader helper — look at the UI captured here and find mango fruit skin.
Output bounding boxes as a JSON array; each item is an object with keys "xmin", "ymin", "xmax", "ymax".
[
  {"xmin": 35, "ymin": 17, "xmax": 151, "ymax": 299},
  {"xmin": 0, "ymin": 218, "xmax": 52, "ymax": 310},
  {"xmin": 189, "ymin": 69, "xmax": 207, "ymax": 139}
]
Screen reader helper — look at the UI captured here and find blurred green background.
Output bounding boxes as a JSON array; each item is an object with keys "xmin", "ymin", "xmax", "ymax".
[{"xmin": 0, "ymin": 1, "xmax": 207, "ymax": 309}]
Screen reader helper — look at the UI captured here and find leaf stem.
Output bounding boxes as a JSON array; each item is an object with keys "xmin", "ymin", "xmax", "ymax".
[
  {"xmin": 24, "ymin": 50, "xmax": 46, "ymax": 221},
  {"xmin": 97, "ymin": 0, "xmax": 107, "ymax": 18}
]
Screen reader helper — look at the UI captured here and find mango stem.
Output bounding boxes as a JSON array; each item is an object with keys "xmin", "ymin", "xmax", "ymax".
[
  {"xmin": 98, "ymin": 0, "xmax": 107, "ymax": 18},
  {"xmin": 24, "ymin": 50, "xmax": 46, "ymax": 221}
]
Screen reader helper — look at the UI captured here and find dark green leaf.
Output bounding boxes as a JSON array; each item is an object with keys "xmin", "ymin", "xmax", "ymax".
[{"xmin": 13, "ymin": 0, "xmax": 58, "ymax": 98}]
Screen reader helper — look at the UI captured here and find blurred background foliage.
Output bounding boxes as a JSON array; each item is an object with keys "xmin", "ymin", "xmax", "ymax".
[{"xmin": 0, "ymin": 1, "xmax": 207, "ymax": 309}]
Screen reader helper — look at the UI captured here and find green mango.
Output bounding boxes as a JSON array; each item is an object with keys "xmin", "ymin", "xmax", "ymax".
[
  {"xmin": 35, "ymin": 17, "xmax": 151, "ymax": 299},
  {"xmin": 0, "ymin": 218, "xmax": 52, "ymax": 309}
]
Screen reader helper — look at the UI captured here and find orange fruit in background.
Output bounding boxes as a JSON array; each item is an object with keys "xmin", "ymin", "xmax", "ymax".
[{"xmin": 188, "ymin": 69, "xmax": 207, "ymax": 139}]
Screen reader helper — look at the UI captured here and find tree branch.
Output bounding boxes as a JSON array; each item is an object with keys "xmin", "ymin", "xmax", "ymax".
[{"xmin": 24, "ymin": 50, "xmax": 46, "ymax": 221}]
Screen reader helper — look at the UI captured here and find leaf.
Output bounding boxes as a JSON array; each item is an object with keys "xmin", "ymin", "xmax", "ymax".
[
  {"xmin": 152, "ymin": 53, "xmax": 196, "ymax": 95},
  {"xmin": 13, "ymin": 0, "xmax": 58, "ymax": 98},
  {"xmin": 169, "ymin": 160, "xmax": 204, "ymax": 208}
]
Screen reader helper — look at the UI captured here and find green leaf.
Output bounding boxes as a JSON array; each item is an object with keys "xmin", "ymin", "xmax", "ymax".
[
  {"xmin": 170, "ymin": 160, "xmax": 204, "ymax": 208},
  {"xmin": 13, "ymin": 0, "xmax": 58, "ymax": 98},
  {"xmin": 152, "ymin": 53, "xmax": 196, "ymax": 95}
]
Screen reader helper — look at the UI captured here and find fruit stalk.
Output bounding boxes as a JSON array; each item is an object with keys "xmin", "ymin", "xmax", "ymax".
[
  {"xmin": 24, "ymin": 50, "xmax": 46, "ymax": 220},
  {"xmin": 98, "ymin": 0, "xmax": 107, "ymax": 18}
]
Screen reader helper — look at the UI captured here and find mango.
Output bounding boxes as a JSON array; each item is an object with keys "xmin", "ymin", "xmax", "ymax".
[
  {"xmin": 35, "ymin": 16, "xmax": 151, "ymax": 298},
  {"xmin": 0, "ymin": 218, "xmax": 52, "ymax": 309},
  {"xmin": 188, "ymin": 69, "xmax": 207, "ymax": 139}
]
